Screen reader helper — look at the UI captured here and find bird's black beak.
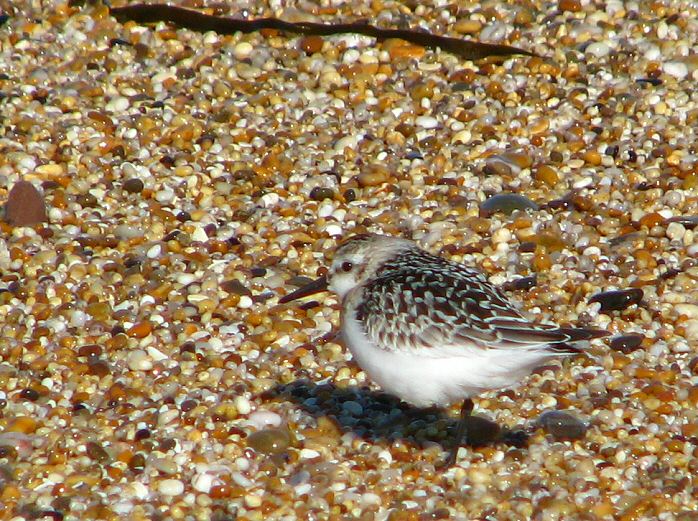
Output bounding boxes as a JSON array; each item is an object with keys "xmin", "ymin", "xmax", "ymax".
[{"xmin": 279, "ymin": 275, "xmax": 329, "ymax": 304}]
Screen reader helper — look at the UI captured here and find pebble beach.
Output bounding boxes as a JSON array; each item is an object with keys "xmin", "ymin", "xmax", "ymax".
[{"xmin": 1, "ymin": 0, "xmax": 698, "ymax": 520}]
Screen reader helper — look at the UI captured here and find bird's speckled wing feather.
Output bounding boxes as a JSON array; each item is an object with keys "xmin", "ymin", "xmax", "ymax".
[{"xmin": 354, "ymin": 248, "xmax": 604, "ymax": 353}]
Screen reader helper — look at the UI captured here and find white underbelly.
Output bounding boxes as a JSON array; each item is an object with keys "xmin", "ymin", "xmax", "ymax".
[{"xmin": 341, "ymin": 314, "xmax": 556, "ymax": 408}]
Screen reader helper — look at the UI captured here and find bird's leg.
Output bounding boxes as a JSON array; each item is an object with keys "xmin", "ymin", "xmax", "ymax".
[{"xmin": 439, "ymin": 398, "xmax": 474, "ymax": 468}]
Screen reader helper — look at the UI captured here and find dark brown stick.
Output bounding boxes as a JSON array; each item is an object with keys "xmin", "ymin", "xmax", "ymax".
[{"xmin": 110, "ymin": 4, "xmax": 534, "ymax": 60}]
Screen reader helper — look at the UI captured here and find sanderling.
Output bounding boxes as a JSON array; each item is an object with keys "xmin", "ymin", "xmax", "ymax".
[{"xmin": 280, "ymin": 233, "xmax": 607, "ymax": 465}]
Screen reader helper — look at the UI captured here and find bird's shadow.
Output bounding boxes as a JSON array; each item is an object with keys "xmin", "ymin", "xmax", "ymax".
[{"xmin": 262, "ymin": 379, "xmax": 529, "ymax": 452}]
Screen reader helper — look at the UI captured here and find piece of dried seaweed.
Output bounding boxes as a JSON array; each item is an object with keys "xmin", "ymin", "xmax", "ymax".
[{"xmin": 110, "ymin": 4, "xmax": 534, "ymax": 60}]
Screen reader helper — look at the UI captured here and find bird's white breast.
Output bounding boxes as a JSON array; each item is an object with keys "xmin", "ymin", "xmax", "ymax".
[{"xmin": 341, "ymin": 309, "xmax": 561, "ymax": 408}]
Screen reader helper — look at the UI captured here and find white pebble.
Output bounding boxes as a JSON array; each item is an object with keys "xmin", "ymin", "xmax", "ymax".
[
  {"xmin": 176, "ymin": 273, "xmax": 197, "ymax": 285},
  {"xmin": 247, "ymin": 410, "xmax": 282, "ymax": 429},
  {"xmin": 684, "ymin": 319, "xmax": 698, "ymax": 340},
  {"xmin": 107, "ymin": 96, "xmax": 130, "ymax": 112},
  {"xmin": 664, "ymin": 61, "xmax": 688, "ymax": 79},
  {"xmin": 127, "ymin": 350, "xmax": 153, "ymax": 371},
  {"xmin": 656, "ymin": 21, "xmax": 668, "ymax": 40},
  {"xmin": 451, "ymin": 129, "xmax": 471, "ymax": 144},
  {"xmin": 492, "ymin": 227, "xmax": 512, "ymax": 244},
  {"xmin": 260, "ymin": 192, "xmax": 279, "ymax": 208},
  {"xmin": 235, "ymin": 457, "xmax": 251, "ymax": 471},
  {"xmin": 572, "ymin": 176, "xmax": 594, "ymax": 189},
  {"xmin": 233, "ymin": 41, "xmax": 253, "ymax": 60},
  {"xmin": 666, "ymin": 222, "xmax": 685, "ymax": 241},
  {"xmin": 18, "ymin": 155, "xmax": 37, "ymax": 170},
  {"xmin": 158, "ymin": 409, "xmax": 179, "ymax": 426},
  {"xmin": 644, "ymin": 45, "xmax": 661, "ymax": 61},
  {"xmin": 70, "ymin": 310, "xmax": 88, "ymax": 327},
  {"xmin": 318, "ymin": 202, "xmax": 334, "ymax": 218},
  {"xmin": 188, "ymin": 293, "xmax": 209, "ymax": 304},
  {"xmin": 585, "ymin": 41, "xmax": 610, "ymax": 58},
  {"xmin": 232, "ymin": 472, "xmax": 253, "ymax": 488},
  {"xmin": 245, "ymin": 494, "xmax": 262, "ymax": 508},
  {"xmin": 158, "ymin": 479, "xmax": 184, "ymax": 496},
  {"xmin": 115, "ymin": 224, "xmax": 144, "ymax": 239},
  {"xmin": 377, "ymin": 449, "xmax": 393, "ymax": 464},
  {"xmin": 126, "ymin": 482, "xmax": 150, "ymax": 500},
  {"xmin": 154, "ymin": 188, "xmax": 174, "ymax": 204},
  {"xmin": 324, "ymin": 224, "xmax": 343, "ymax": 237},
  {"xmin": 192, "ymin": 472, "xmax": 215, "ymax": 493},
  {"xmin": 147, "ymin": 346, "xmax": 168, "ymax": 361},
  {"xmin": 361, "ymin": 492, "xmax": 381, "ymax": 507},
  {"xmin": 342, "ymin": 48, "xmax": 360, "ymax": 64},
  {"xmin": 146, "ymin": 244, "xmax": 162, "ymax": 259},
  {"xmin": 334, "ymin": 134, "xmax": 360, "ymax": 151},
  {"xmin": 415, "ymin": 115, "xmax": 438, "ymax": 129},
  {"xmin": 300, "ymin": 448, "xmax": 320, "ymax": 460},
  {"xmin": 237, "ymin": 295, "xmax": 253, "ymax": 309},
  {"xmin": 234, "ymin": 395, "xmax": 251, "ymax": 415},
  {"xmin": 676, "ymin": 304, "xmax": 698, "ymax": 319},
  {"xmin": 295, "ymin": 483, "xmax": 312, "ymax": 496},
  {"xmin": 192, "ymin": 226, "xmax": 209, "ymax": 242},
  {"xmin": 112, "ymin": 501, "xmax": 134, "ymax": 515}
]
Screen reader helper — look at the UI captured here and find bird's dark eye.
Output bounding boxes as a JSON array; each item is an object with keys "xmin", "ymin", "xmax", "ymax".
[{"xmin": 341, "ymin": 261, "xmax": 354, "ymax": 273}]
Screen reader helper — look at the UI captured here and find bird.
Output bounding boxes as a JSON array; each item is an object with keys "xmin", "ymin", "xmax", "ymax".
[{"xmin": 279, "ymin": 233, "xmax": 607, "ymax": 465}]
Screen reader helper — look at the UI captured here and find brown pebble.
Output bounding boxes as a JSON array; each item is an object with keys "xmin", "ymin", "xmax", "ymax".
[
  {"xmin": 20, "ymin": 388, "xmax": 40, "ymax": 401},
  {"xmin": 502, "ymin": 275, "xmax": 537, "ymax": 292},
  {"xmin": 309, "ymin": 187, "xmax": 335, "ymax": 201},
  {"xmin": 483, "ymin": 159, "xmax": 513, "ymax": 177},
  {"xmin": 383, "ymin": 39, "xmax": 426, "ymax": 60},
  {"xmin": 0, "ymin": 446, "xmax": 18, "ymax": 461},
  {"xmin": 589, "ymin": 288, "xmax": 643, "ymax": 312},
  {"xmin": 85, "ymin": 441, "xmax": 110, "ymax": 463},
  {"xmin": 480, "ymin": 193, "xmax": 539, "ymax": 216},
  {"xmin": 537, "ymin": 410, "xmax": 587, "ymax": 440},
  {"xmin": 666, "ymin": 216, "xmax": 698, "ymax": 229},
  {"xmin": 534, "ymin": 165, "xmax": 559, "ymax": 187},
  {"xmin": 463, "ymin": 416, "xmax": 501, "ymax": 446},
  {"xmin": 514, "ymin": 6, "xmax": 534, "ymax": 25},
  {"xmin": 7, "ymin": 416, "xmax": 39, "ymax": 434},
  {"xmin": 75, "ymin": 193, "xmax": 98, "ymax": 207},
  {"xmin": 357, "ymin": 165, "xmax": 389, "ymax": 187},
  {"xmin": 4, "ymin": 180, "xmax": 48, "ymax": 226},
  {"xmin": 127, "ymin": 321, "xmax": 153, "ymax": 338},
  {"xmin": 610, "ymin": 334, "xmax": 645, "ymax": 354},
  {"xmin": 502, "ymin": 152, "xmax": 533, "ymax": 169},
  {"xmin": 87, "ymin": 358, "xmax": 111, "ymax": 377},
  {"xmin": 688, "ymin": 356, "xmax": 698, "ymax": 375},
  {"xmin": 299, "ymin": 35, "xmax": 323, "ymax": 55},
  {"xmin": 559, "ymin": 0, "xmax": 582, "ymax": 12},
  {"xmin": 123, "ymin": 178, "xmax": 145, "ymax": 194},
  {"xmin": 221, "ymin": 279, "xmax": 252, "ymax": 296},
  {"xmin": 247, "ymin": 427, "xmax": 292, "ymax": 455},
  {"xmin": 453, "ymin": 19, "xmax": 482, "ymax": 35},
  {"xmin": 128, "ymin": 453, "xmax": 146, "ymax": 472}
]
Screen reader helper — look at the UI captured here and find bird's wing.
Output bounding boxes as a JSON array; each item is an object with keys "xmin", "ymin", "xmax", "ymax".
[{"xmin": 355, "ymin": 252, "xmax": 605, "ymax": 354}]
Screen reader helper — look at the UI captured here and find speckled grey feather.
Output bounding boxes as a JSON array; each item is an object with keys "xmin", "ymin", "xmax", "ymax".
[{"xmin": 350, "ymin": 243, "xmax": 604, "ymax": 353}]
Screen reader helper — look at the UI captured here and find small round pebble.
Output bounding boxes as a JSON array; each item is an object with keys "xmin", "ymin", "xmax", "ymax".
[
  {"xmin": 247, "ymin": 427, "xmax": 292, "ymax": 455},
  {"xmin": 480, "ymin": 193, "xmax": 539, "ymax": 216},
  {"xmin": 127, "ymin": 350, "xmax": 153, "ymax": 371},
  {"xmin": 158, "ymin": 479, "xmax": 184, "ymax": 496},
  {"xmin": 123, "ymin": 178, "xmax": 144, "ymax": 193},
  {"xmin": 610, "ymin": 334, "xmax": 645, "ymax": 354},
  {"xmin": 4, "ymin": 181, "xmax": 47, "ymax": 226},
  {"xmin": 589, "ymin": 288, "xmax": 643, "ymax": 312},
  {"xmin": 537, "ymin": 410, "xmax": 588, "ymax": 440}
]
